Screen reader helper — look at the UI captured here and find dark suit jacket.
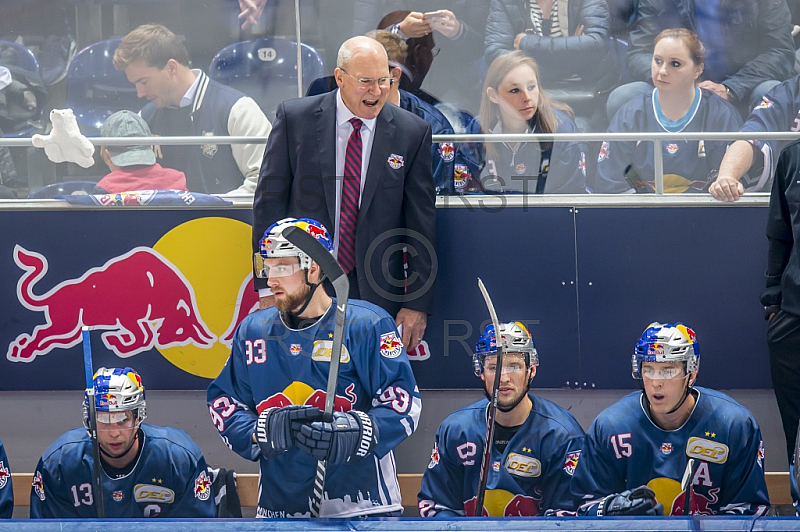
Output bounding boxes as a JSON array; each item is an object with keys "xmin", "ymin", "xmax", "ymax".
[{"xmin": 252, "ymin": 91, "xmax": 436, "ymax": 318}]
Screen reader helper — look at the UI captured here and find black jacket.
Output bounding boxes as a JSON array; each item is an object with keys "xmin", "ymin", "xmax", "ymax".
[
  {"xmin": 484, "ymin": 0, "xmax": 616, "ymax": 91},
  {"xmin": 627, "ymin": 0, "xmax": 795, "ymax": 102}
]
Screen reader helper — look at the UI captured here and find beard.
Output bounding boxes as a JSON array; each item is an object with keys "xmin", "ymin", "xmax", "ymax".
[{"xmin": 275, "ymin": 282, "xmax": 311, "ymax": 314}]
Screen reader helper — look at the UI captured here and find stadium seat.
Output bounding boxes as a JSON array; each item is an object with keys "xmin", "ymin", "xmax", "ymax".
[
  {"xmin": 27, "ymin": 179, "xmax": 98, "ymax": 198},
  {"xmin": 65, "ymin": 38, "xmax": 142, "ymax": 134},
  {"xmin": 209, "ymin": 38, "xmax": 325, "ymax": 121},
  {"xmin": 0, "ymin": 40, "xmax": 41, "ymax": 74}
]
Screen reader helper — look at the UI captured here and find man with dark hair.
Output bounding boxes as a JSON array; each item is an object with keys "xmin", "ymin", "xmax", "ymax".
[{"xmin": 114, "ymin": 24, "xmax": 272, "ymax": 195}]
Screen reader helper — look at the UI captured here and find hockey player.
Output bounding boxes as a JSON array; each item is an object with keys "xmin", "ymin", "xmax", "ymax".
[
  {"xmin": 417, "ymin": 322, "xmax": 585, "ymax": 516},
  {"xmin": 207, "ymin": 217, "xmax": 421, "ymax": 518},
  {"xmin": 0, "ymin": 439, "xmax": 12, "ymax": 518},
  {"xmin": 571, "ymin": 322, "xmax": 770, "ymax": 516},
  {"xmin": 595, "ymin": 28, "xmax": 742, "ymax": 194},
  {"xmin": 30, "ymin": 367, "xmax": 216, "ymax": 518}
]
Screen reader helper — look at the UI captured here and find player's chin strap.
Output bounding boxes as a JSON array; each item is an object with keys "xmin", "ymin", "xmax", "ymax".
[{"xmin": 284, "ymin": 268, "xmax": 327, "ymax": 319}]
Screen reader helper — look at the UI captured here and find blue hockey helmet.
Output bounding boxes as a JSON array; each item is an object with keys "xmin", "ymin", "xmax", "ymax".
[
  {"xmin": 83, "ymin": 367, "xmax": 146, "ymax": 428},
  {"xmin": 632, "ymin": 322, "xmax": 699, "ymax": 379},
  {"xmin": 473, "ymin": 322, "xmax": 538, "ymax": 376},
  {"xmin": 255, "ymin": 217, "xmax": 333, "ymax": 278}
]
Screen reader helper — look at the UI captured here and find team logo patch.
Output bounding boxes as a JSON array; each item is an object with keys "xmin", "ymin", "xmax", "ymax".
[
  {"xmin": 135, "ymin": 484, "xmax": 175, "ymax": 503},
  {"xmin": 505, "ymin": 453, "xmax": 541, "ymax": 477},
  {"xmin": 32, "ymin": 471, "xmax": 45, "ymax": 501},
  {"xmin": 666, "ymin": 143, "xmax": 679, "ymax": 155},
  {"xmin": 598, "ymin": 141, "xmax": 610, "ymax": 162},
  {"xmin": 454, "ymin": 164, "xmax": 471, "ymax": 189},
  {"xmin": 686, "ymin": 437, "xmax": 729, "ymax": 464},
  {"xmin": 578, "ymin": 152, "xmax": 586, "ymax": 177},
  {"xmin": 201, "ymin": 131, "xmax": 218, "ymax": 158},
  {"xmin": 379, "ymin": 331, "xmax": 403, "ymax": 358},
  {"xmin": 492, "ymin": 461, "xmax": 501, "ymax": 472},
  {"xmin": 388, "ymin": 153, "xmax": 404, "ymax": 169},
  {"xmin": 428, "ymin": 443, "xmax": 440, "ymax": 469},
  {"xmin": 563, "ymin": 451, "xmax": 580, "ymax": 475},
  {"xmin": 439, "ymin": 142, "xmax": 455, "ymax": 161},
  {"xmin": 515, "ymin": 163, "xmax": 526, "ymax": 175},
  {"xmin": 756, "ymin": 97, "xmax": 774, "ymax": 110},
  {"xmin": 757, "ymin": 440, "xmax": 765, "ymax": 468},
  {"xmin": 289, "ymin": 344, "xmax": 302, "ymax": 356},
  {"xmin": 648, "ymin": 343, "xmax": 665, "ymax": 355},
  {"xmin": 0, "ymin": 462, "xmax": 9, "ymax": 489},
  {"xmin": 194, "ymin": 471, "xmax": 212, "ymax": 501},
  {"xmin": 113, "ymin": 490, "xmax": 124, "ymax": 502},
  {"xmin": 311, "ymin": 341, "xmax": 351, "ymax": 363},
  {"xmin": 660, "ymin": 443, "xmax": 673, "ymax": 455}
]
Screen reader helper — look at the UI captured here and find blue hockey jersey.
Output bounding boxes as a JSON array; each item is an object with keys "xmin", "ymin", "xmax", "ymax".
[
  {"xmin": 30, "ymin": 425, "xmax": 215, "ymax": 518},
  {"xmin": 207, "ymin": 298, "xmax": 421, "ymax": 518},
  {"xmin": 453, "ymin": 111, "xmax": 587, "ymax": 195},
  {"xmin": 571, "ymin": 387, "xmax": 769, "ymax": 515},
  {"xmin": 399, "ymin": 89, "xmax": 455, "ymax": 194},
  {"xmin": 418, "ymin": 394, "xmax": 585, "ymax": 517},
  {"xmin": 0, "ymin": 439, "xmax": 12, "ymax": 518},
  {"xmin": 595, "ymin": 88, "xmax": 742, "ymax": 193},
  {"xmin": 740, "ymin": 76, "xmax": 800, "ymax": 192}
]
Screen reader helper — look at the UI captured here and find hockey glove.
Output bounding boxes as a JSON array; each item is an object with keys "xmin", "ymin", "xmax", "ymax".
[
  {"xmin": 295, "ymin": 410, "xmax": 378, "ymax": 464},
  {"xmin": 578, "ymin": 486, "xmax": 663, "ymax": 516},
  {"xmin": 255, "ymin": 405, "xmax": 323, "ymax": 459}
]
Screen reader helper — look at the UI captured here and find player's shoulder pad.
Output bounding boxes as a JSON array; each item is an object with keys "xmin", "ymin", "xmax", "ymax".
[
  {"xmin": 591, "ymin": 391, "xmax": 643, "ymax": 427},
  {"xmin": 696, "ymin": 387, "xmax": 759, "ymax": 423},
  {"xmin": 530, "ymin": 395, "xmax": 585, "ymax": 436},
  {"xmin": 345, "ymin": 298, "xmax": 393, "ymax": 324},
  {"xmin": 39, "ymin": 427, "xmax": 91, "ymax": 463},
  {"xmin": 438, "ymin": 398, "xmax": 488, "ymax": 436},
  {"xmin": 142, "ymin": 424, "xmax": 205, "ymax": 459}
]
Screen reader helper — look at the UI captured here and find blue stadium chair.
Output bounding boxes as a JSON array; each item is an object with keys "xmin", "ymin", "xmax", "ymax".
[
  {"xmin": 27, "ymin": 180, "xmax": 98, "ymax": 198},
  {"xmin": 65, "ymin": 38, "xmax": 143, "ymax": 134},
  {"xmin": 209, "ymin": 38, "xmax": 325, "ymax": 121}
]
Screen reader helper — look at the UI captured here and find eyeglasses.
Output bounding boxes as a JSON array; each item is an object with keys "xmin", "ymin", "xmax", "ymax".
[
  {"xmin": 96, "ymin": 411, "xmax": 137, "ymax": 430},
  {"xmin": 340, "ymin": 69, "xmax": 393, "ymax": 89},
  {"xmin": 641, "ymin": 365, "xmax": 685, "ymax": 380}
]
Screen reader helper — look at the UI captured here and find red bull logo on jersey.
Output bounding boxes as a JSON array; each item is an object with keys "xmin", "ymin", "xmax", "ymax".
[
  {"xmin": 290, "ymin": 344, "xmax": 302, "ymax": 356},
  {"xmin": 311, "ymin": 341, "xmax": 351, "ymax": 363},
  {"xmin": 686, "ymin": 437, "xmax": 728, "ymax": 464},
  {"xmin": 0, "ymin": 462, "xmax": 8, "ymax": 489},
  {"xmin": 464, "ymin": 490, "xmax": 540, "ymax": 516},
  {"xmin": 756, "ymin": 97, "xmax": 774, "ymax": 109},
  {"xmin": 428, "ymin": 443, "xmax": 440, "ymax": 469},
  {"xmin": 563, "ymin": 451, "xmax": 580, "ymax": 475},
  {"xmin": 194, "ymin": 471, "xmax": 212, "ymax": 500},
  {"xmin": 379, "ymin": 331, "xmax": 403, "ymax": 359},
  {"xmin": 515, "ymin": 163, "xmax": 526, "ymax": 175},
  {"xmin": 113, "ymin": 490, "xmax": 124, "ymax": 502},
  {"xmin": 757, "ymin": 440, "xmax": 765, "ymax": 468},
  {"xmin": 648, "ymin": 343, "xmax": 665, "ymax": 356},
  {"xmin": 666, "ymin": 143, "xmax": 679, "ymax": 155},
  {"xmin": 670, "ymin": 486, "xmax": 720, "ymax": 516},
  {"xmin": 439, "ymin": 143, "xmax": 455, "ymax": 162},
  {"xmin": 32, "ymin": 471, "xmax": 45, "ymax": 501},
  {"xmin": 661, "ymin": 443, "xmax": 674, "ymax": 455},
  {"xmin": 578, "ymin": 152, "xmax": 586, "ymax": 177},
  {"xmin": 7, "ymin": 245, "xmax": 216, "ymax": 362},
  {"xmin": 598, "ymin": 141, "xmax": 610, "ymax": 162},
  {"xmin": 454, "ymin": 164, "xmax": 471, "ymax": 189},
  {"xmin": 135, "ymin": 483, "xmax": 175, "ymax": 503},
  {"xmin": 505, "ymin": 453, "xmax": 541, "ymax": 477},
  {"xmin": 255, "ymin": 381, "xmax": 356, "ymax": 415}
]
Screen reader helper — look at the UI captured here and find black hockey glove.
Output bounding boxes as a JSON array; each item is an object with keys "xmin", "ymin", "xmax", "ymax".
[
  {"xmin": 578, "ymin": 486, "xmax": 663, "ymax": 516},
  {"xmin": 255, "ymin": 405, "xmax": 322, "ymax": 459},
  {"xmin": 295, "ymin": 410, "xmax": 378, "ymax": 464}
]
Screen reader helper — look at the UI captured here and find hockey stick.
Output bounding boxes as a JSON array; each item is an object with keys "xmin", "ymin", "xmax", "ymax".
[
  {"xmin": 82, "ymin": 327, "xmax": 105, "ymax": 518},
  {"xmin": 282, "ymin": 226, "xmax": 349, "ymax": 518},
  {"xmin": 680, "ymin": 458, "xmax": 696, "ymax": 515},
  {"xmin": 474, "ymin": 278, "xmax": 504, "ymax": 516}
]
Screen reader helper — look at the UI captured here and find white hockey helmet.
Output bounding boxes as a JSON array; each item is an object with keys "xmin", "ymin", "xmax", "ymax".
[
  {"xmin": 83, "ymin": 367, "xmax": 146, "ymax": 428},
  {"xmin": 254, "ymin": 217, "xmax": 333, "ymax": 278},
  {"xmin": 473, "ymin": 321, "xmax": 538, "ymax": 376},
  {"xmin": 632, "ymin": 322, "xmax": 699, "ymax": 379}
]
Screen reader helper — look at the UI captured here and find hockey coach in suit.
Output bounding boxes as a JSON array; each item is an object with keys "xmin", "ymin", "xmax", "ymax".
[{"xmin": 252, "ymin": 35, "xmax": 436, "ymax": 351}]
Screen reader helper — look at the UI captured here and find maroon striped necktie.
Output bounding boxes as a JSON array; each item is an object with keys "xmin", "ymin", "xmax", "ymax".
[{"xmin": 339, "ymin": 117, "xmax": 362, "ymax": 274}]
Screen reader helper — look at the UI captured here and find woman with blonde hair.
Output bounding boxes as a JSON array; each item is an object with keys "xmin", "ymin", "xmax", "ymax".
[{"xmin": 454, "ymin": 51, "xmax": 586, "ymax": 194}]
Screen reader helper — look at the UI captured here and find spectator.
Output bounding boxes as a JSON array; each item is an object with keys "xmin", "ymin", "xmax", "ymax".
[
  {"xmin": 378, "ymin": 11, "xmax": 440, "ymax": 106},
  {"xmin": 252, "ymin": 36, "xmax": 436, "ymax": 351},
  {"xmin": 571, "ymin": 322, "xmax": 770, "ymax": 516},
  {"xmin": 607, "ymin": 0, "xmax": 795, "ymax": 120},
  {"xmin": 0, "ymin": 438, "xmax": 11, "ymax": 518},
  {"xmin": 366, "ymin": 29, "xmax": 455, "ymax": 194},
  {"xmin": 484, "ymin": 0, "xmax": 618, "ymax": 127},
  {"xmin": 113, "ymin": 24, "xmax": 272, "ymax": 195},
  {"xmin": 30, "ymin": 367, "xmax": 216, "ymax": 518},
  {"xmin": 455, "ymin": 51, "xmax": 586, "ymax": 194},
  {"xmin": 761, "ymin": 138, "xmax": 800, "ymax": 499},
  {"xmin": 595, "ymin": 29, "xmax": 742, "ymax": 194},
  {"xmin": 418, "ymin": 322, "xmax": 585, "ymax": 516},
  {"xmin": 208, "ymin": 218, "xmax": 420, "ymax": 518},
  {"xmin": 710, "ymin": 75, "xmax": 800, "ymax": 201},
  {"xmin": 95, "ymin": 110, "xmax": 187, "ymax": 194}
]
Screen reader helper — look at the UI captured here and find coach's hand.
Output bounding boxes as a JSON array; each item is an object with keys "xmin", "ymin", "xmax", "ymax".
[
  {"xmin": 255, "ymin": 405, "xmax": 322, "ymax": 459},
  {"xmin": 578, "ymin": 486, "xmax": 663, "ymax": 516},
  {"xmin": 295, "ymin": 410, "xmax": 378, "ymax": 464}
]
